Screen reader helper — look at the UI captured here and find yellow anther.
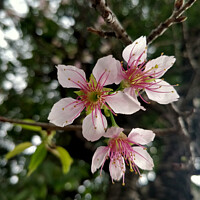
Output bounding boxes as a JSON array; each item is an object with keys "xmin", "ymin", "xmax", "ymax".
[
  {"xmin": 66, "ymin": 121, "xmax": 68, "ymax": 123},
  {"xmin": 155, "ymin": 64, "xmax": 158, "ymax": 68},
  {"xmin": 176, "ymin": 84, "xmax": 179, "ymax": 86},
  {"xmin": 62, "ymin": 108, "xmax": 64, "ymax": 110},
  {"xmin": 161, "ymin": 52, "xmax": 164, "ymax": 56},
  {"xmin": 122, "ymin": 183, "xmax": 125, "ymax": 186}
]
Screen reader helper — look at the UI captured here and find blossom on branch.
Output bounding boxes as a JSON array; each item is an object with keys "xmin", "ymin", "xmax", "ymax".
[
  {"xmin": 119, "ymin": 36, "xmax": 179, "ymax": 104},
  {"xmin": 91, "ymin": 127, "xmax": 155, "ymax": 185},
  {"xmin": 48, "ymin": 56, "xmax": 143, "ymax": 141}
]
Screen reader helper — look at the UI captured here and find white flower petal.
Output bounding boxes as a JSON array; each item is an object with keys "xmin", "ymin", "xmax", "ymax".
[
  {"xmin": 82, "ymin": 110, "xmax": 107, "ymax": 142},
  {"xmin": 104, "ymin": 127, "xmax": 124, "ymax": 138},
  {"xmin": 105, "ymin": 91, "xmax": 142, "ymax": 114},
  {"xmin": 122, "ymin": 36, "xmax": 147, "ymax": 65},
  {"xmin": 48, "ymin": 97, "xmax": 84, "ymax": 127},
  {"xmin": 132, "ymin": 147, "xmax": 154, "ymax": 170},
  {"xmin": 145, "ymin": 55, "xmax": 176, "ymax": 78},
  {"xmin": 128, "ymin": 128, "xmax": 155, "ymax": 145},
  {"xmin": 92, "ymin": 55, "xmax": 123, "ymax": 86},
  {"xmin": 109, "ymin": 156, "xmax": 125, "ymax": 181},
  {"xmin": 57, "ymin": 65, "xmax": 87, "ymax": 88},
  {"xmin": 91, "ymin": 146, "xmax": 109, "ymax": 173},
  {"xmin": 145, "ymin": 79, "xmax": 179, "ymax": 104}
]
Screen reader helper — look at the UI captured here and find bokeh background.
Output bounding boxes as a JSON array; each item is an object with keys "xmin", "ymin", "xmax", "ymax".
[{"xmin": 0, "ymin": 0, "xmax": 200, "ymax": 199}]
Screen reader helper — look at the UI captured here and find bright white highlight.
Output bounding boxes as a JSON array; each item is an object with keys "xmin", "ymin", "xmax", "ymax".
[
  {"xmin": 191, "ymin": 175, "xmax": 200, "ymax": 187},
  {"xmin": 8, "ymin": 0, "xmax": 29, "ymax": 16}
]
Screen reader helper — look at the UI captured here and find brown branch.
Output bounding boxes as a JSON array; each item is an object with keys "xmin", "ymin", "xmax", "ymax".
[
  {"xmin": 89, "ymin": 0, "xmax": 132, "ymax": 45},
  {"xmin": 87, "ymin": 27, "xmax": 116, "ymax": 38},
  {"xmin": 0, "ymin": 116, "xmax": 177, "ymax": 137},
  {"xmin": 147, "ymin": 0, "xmax": 197, "ymax": 44},
  {"xmin": 0, "ymin": 116, "xmax": 82, "ymax": 131}
]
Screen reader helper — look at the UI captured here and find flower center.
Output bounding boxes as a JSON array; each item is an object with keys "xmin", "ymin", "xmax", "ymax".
[{"xmin": 87, "ymin": 91, "xmax": 101, "ymax": 103}]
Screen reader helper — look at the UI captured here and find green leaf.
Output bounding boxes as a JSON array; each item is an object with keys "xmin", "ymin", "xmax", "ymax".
[
  {"xmin": 5, "ymin": 142, "xmax": 33, "ymax": 160},
  {"xmin": 15, "ymin": 119, "xmax": 42, "ymax": 132},
  {"xmin": 28, "ymin": 143, "xmax": 47, "ymax": 176},
  {"xmin": 103, "ymin": 105, "xmax": 110, "ymax": 117},
  {"xmin": 55, "ymin": 146, "xmax": 73, "ymax": 174},
  {"xmin": 74, "ymin": 90, "xmax": 84, "ymax": 96},
  {"xmin": 89, "ymin": 74, "xmax": 97, "ymax": 86}
]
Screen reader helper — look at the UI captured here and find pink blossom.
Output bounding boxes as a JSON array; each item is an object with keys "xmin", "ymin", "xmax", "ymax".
[
  {"xmin": 119, "ymin": 36, "xmax": 179, "ymax": 104},
  {"xmin": 48, "ymin": 56, "xmax": 143, "ymax": 141},
  {"xmin": 91, "ymin": 127, "xmax": 155, "ymax": 185}
]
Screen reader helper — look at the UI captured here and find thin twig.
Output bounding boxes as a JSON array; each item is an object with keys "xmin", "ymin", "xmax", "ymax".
[
  {"xmin": 0, "ymin": 116, "xmax": 176, "ymax": 137},
  {"xmin": 147, "ymin": 0, "xmax": 197, "ymax": 44},
  {"xmin": 89, "ymin": 0, "xmax": 132, "ymax": 45}
]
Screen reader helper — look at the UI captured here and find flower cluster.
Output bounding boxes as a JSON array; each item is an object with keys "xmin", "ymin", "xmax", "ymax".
[
  {"xmin": 48, "ymin": 36, "xmax": 179, "ymax": 184},
  {"xmin": 91, "ymin": 127, "xmax": 155, "ymax": 185}
]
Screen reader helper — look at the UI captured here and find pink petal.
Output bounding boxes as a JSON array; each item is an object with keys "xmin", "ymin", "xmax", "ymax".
[
  {"xmin": 82, "ymin": 110, "xmax": 107, "ymax": 142},
  {"xmin": 48, "ymin": 97, "xmax": 84, "ymax": 127},
  {"xmin": 132, "ymin": 147, "xmax": 154, "ymax": 170},
  {"xmin": 122, "ymin": 36, "xmax": 147, "ymax": 65},
  {"xmin": 109, "ymin": 156, "xmax": 125, "ymax": 181},
  {"xmin": 128, "ymin": 128, "xmax": 155, "ymax": 145},
  {"xmin": 92, "ymin": 55, "xmax": 123, "ymax": 86},
  {"xmin": 91, "ymin": 146, "xmax": 110, "ymax": 173},
  {"xmin": 145, "ymin": 79, "xmax": 179, "ymax": 104},
  {"xmin": 57, "ymin": 65, "xmax": 87, "ymax": 89},
  {"xmin": 124, "ymin": 87, "xmax": 138, "ymax": 100},
  {"xmin": 105, "ymin": 91, "xmax": 142, "ymax": 114},
  {"xmin": 104, "ymin": 127, "xmax": 124, "ymax": 138},
  {"xmin": 145, "ymin": 55, "xmax": 176, "ymax": 78}
]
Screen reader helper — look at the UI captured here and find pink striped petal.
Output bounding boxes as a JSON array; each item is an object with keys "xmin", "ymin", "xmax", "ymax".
[
  {"xmin": 48, "ymin": 97, "xmax": 84, "ymax": 127},
  {"xmin": 105, "ymin": 91, "xmax": 142, "ymax": 114},
  {"xmin": 132, "ymin": 147, "xmax": 154, "ymax": 170},
  {"xmin": 145, "ymin": 55, "xmax": 176, "ymax": 78},
  {"xmin": 128, "ymin": 128, "xmax": 155, "ymax": 145},
  {"xmin": 122, "ymin": 36, "xmax": 147, "ymax": 65},
  {"xmin": 91, "ymin": 146, "xmax": 109, "ymax": 173},
  {"xmin": 145, "ymin": 79, "xmax": 179, "ymax": 104},
  {"xmin": 104, "ymin": 127, "xmax": 124, "ymax": 138},
  {"xmin": 82, "ymin": 110, "xmax": 107, "ymax": 142},
  {"xmin": 92, "ymin": 55, "xmax": 123, "ymax": 86},
  {"xmin": 57, "ymin": 65, "xmax": 87, "ymax": 89},
  {"xmin": 109, "ymin": 156, "xmax": 125, "ymax": 181}
]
